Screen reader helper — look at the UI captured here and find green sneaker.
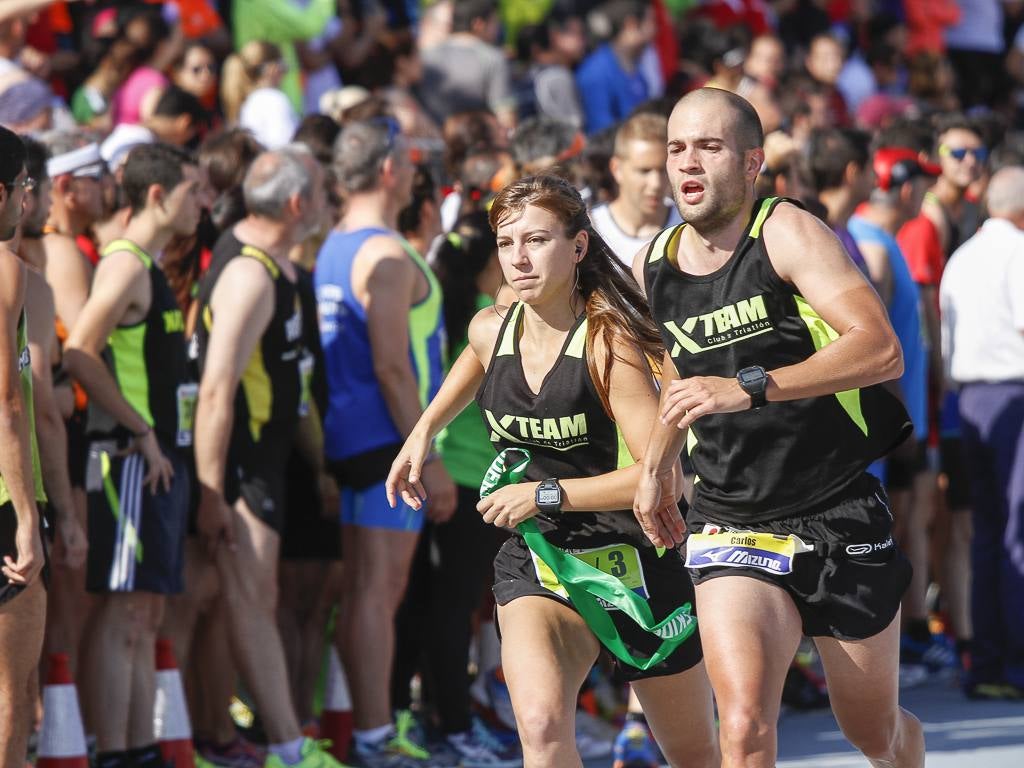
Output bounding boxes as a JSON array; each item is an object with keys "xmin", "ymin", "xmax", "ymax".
[
  {"xmin": 387, "ymin": 711, "xmax": 430, "ymax": 760},
  {"xmin": 264, "ymin": 738, "xmax": 350, "ymax": 768}
]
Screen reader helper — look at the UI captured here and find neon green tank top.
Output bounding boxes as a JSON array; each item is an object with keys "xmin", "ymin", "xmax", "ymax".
[{"xmin": 0, "ymin": 312, "xmax": 46, "ymax": 505}]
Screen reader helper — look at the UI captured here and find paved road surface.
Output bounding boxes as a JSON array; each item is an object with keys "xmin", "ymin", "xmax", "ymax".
[{"xmin": 584, "ymin": 675, "xmax": 1024, "ymax": 767}]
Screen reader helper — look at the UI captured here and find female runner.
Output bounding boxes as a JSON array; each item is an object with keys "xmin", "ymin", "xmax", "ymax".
[{"xmin": 386, "ymin": 175, "xmax": 719, "ymax": 768}]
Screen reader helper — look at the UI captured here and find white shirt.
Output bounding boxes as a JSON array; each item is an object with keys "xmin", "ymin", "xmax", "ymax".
[
  {"xmin": 589, "ymin": 201, "xmax": 681, "ymax": 266},
  {"xmin": 239, "ymin": 87, "xmax": 299, "ymax": 150},
  {"xmin": 940, "ymin": 217, "xmax": 1024, "ymax": 383}
]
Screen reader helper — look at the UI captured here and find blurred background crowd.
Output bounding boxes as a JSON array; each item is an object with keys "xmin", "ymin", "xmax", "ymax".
[{"xmin": 4, "ymin": 0, "xmax": 1024, "ymax": 766}]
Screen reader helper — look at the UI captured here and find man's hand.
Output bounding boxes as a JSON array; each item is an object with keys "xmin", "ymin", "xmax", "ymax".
[
  {"xmin": 197, "ymin": 487, "xmax": 235, "ymax": 557},
  {"xmin": 476, "ymin": 482, "xmax": 540, "ymax": 529},
  {"xmin": 633, "ymin": 469, "xmax": 686, "ymax": 548},
  {"xmin": 54, "ymin": 509, "xmax": 87, "ymax": 570},
  {"xmin": 2, "ymin": 515, "xmax": 44, "ymax": 586},
  {"xmin": 660, "ymin": 376, "xmax": 752, "ymax": 430},
  {"xmin": 131, "ymin": 430, "xmax": 174, "ymax": 495},
  {"xmin": 421, "ymin": 459, "xmax": 456, "ymax": 523}
]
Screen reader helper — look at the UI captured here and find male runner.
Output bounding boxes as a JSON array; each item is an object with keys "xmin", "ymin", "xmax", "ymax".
[
  {"xmin": 65, "ymin": 144, "xmax": 200, "ymax": 768},
  {"xmin": 632, "ymin": 88, "xmax": 925, "ymax": 768},
  {"xmin": 194, "ymin": 145, "xmax": 340, "ymax": 768},
  {"xmin": 316, "ymin": 118, "xmax": 453, "ymax": 767},
  {"xmin": 0, "ymin": 124, "xmax": 48, "ymax": 768},
  {"xmin": 589, "ymin": 111, "xmax": 681, "ymax": 265}
]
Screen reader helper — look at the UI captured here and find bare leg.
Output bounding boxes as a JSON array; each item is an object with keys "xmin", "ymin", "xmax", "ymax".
[
  {"xmin": 127, "ymin": 594, "xmax": 165, "ymax": 747},
  {"xmin": 694, "ymin": 575, "xmax": 803, "ymax": 768},
  {"xmin": 815, "ymin": 612, "xmax": 925, "ymax": 768},
  {"xmin": 632, "ymin": 662, "xmax": 719, "ymax": 768},
  {"xmin": 191, "ymin": 605, "xmax": 238, "ymax": 745},
  {"xmin": 300, "ymin": 561, "xmax": 342, "ymax": 724},
  {"xmin": 336, "ymin": 525, "xmax": 418, "ymax": 730},
  {"xmin": 82, "ymin": 592, "xmax": 155, "ymax": 751},
  {"xmin": 216, "ymin": 499, "xmax": 300, "ymax": 744},
  {"xmin": 903, "ymin": 470, "xmax": 936, "ymax": 624},
  {"xmin": 943, "ymin": 511, "xmax": 972, "ymax": 642},
  {"xmin": 0, "ymin": 580, "xmax": 46, "ymax": 767},
  {"xmin": 497, "ymin": 596, "xmax": 599, "ymax": 768}
]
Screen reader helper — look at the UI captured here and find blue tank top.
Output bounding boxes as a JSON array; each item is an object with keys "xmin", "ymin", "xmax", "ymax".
[
  {"xmin": 847, "ymin": 216, "xmax": 927, "ymax": 440},
  {"xmin": 315, "ymin": 227, "xmax": 446, "ymax": 461}
]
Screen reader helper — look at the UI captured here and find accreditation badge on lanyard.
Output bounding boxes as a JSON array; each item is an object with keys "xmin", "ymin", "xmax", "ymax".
[{"xmin": 685, "ymin": 528, "xmax": 814, "ymax": 576}]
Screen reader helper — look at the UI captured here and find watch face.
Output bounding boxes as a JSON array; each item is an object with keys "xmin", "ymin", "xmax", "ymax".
[
  {"xmin": 740, "ymin": 368, "xmax": 763, "ymax": 385},
  {"xmin": 538, "ymin": 488, "xmax": 559, "ymax": 505}
]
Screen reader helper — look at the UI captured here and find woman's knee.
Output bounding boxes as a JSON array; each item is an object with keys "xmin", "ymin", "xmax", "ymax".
[{"xmin": 513, "ymin": 699, "xmax": 574, "ymax": 758}]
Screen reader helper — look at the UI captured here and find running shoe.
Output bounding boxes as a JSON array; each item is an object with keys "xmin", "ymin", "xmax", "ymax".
[
  {"xmin": 964, "ymin": 681, "xmax": 1024, "ymax": 701},
  {"xmin": 900, "ymin": 632, "xmax": 957, "ymax": 673},
  {"xmin": 611, "ymin": 721, "xmax": 659, "ymax": 768},
  {"xmin": 196, "ymin": 736, "xmax": 265, "ymax": 768},
  {"xmin": 446, "ymin": 719, "xmax": 523, "ymax": 768},
  {"xmin": 264, "ymin": 738, "xmax": 348, "ymax": 768}
]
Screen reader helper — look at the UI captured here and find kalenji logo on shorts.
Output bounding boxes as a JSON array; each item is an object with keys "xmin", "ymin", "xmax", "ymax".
[
  {"xmin": 845, "ymin": 536, "xmax": 894, "ymax": 556},
  {"xmin": 663, "ymin": 294, "xmax": 774, "ymax": 356}
]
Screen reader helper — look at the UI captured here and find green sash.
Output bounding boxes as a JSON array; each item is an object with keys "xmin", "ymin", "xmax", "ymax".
[{"xmin": 480, "ymin": 449, "xmax": 696, "ymax": 670}]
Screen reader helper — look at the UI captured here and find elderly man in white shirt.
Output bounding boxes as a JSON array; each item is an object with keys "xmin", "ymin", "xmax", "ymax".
[{"xmin": 940, "ymin": 165, "xmax": 1024, "ymax": 700}]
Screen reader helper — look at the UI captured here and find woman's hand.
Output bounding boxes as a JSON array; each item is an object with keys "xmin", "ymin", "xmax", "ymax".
[
  {"xmin": 476, "ymin": 482, "xmax": 541, "ymax": 529},
  {"xmin": 385, "ymin": 431, "xmax": 434, "ymax": 510}
]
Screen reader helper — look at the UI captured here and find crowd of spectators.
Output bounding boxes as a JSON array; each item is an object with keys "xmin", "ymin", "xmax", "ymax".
[{"xmin": 2, "ymin": 0, "xmax": 1024, "ymax": 766}]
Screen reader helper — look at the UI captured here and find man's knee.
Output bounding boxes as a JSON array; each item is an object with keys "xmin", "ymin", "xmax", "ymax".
[
  {"xmin": 718, "ymin": 705, "xmax": 775, "ymax": 761},
  {"xmin": 660, "ymin": 730, "xmax": 719, "ymax": 768},
  {"xmin": 346, "ymin": 550, "xmax": 412, "ymax": 605}
]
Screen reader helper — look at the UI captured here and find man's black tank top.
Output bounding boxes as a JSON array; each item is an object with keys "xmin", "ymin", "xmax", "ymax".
[
  {"xmin": 476, "ymin": 302, "xmax": 656, "ymax": 551},
  {"xmin": 196, "ymin": 230, "xmax": 305, "ymax": 464},
  {"xmin": 96, "ymin": 239, "xmax": 189, "ymax": 449},
  {"xmin": 643, "ymin": 197, "xmax": 911, "ymax": 524}
]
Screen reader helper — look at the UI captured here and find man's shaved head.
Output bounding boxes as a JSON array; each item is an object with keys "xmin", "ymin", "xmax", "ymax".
[{"xmin": 671, "ymin": 88, "xmax": 764, "ymax": 152}]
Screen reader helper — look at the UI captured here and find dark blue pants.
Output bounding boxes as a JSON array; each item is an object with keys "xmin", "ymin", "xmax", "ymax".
[{"xmin": 959, "ymin": 382, "xmax": 1024, "ymax": 686}]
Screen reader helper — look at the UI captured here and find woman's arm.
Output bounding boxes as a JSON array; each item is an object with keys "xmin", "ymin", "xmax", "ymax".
[{"xmin": 385, "ymin": 306, "xmax": 501, "ymax": 509}]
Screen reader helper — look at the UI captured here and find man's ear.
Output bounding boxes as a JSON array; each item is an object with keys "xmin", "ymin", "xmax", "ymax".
[
  {"xmin": 747, "ymin": 147, "xmax": 766, "ymax": 180},
  {"xmin": 609, "ymin": 155, "xmax": 623, "ymax": 185},
  {"xmin": 148, "ymin": 182, "xmax": 166, "ymax": 210}
]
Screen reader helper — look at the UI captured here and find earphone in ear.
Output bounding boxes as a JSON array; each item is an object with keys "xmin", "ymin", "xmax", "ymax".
[{"xmin": 575, "ymin": 245, "xmax": 583, "ymax": 255}]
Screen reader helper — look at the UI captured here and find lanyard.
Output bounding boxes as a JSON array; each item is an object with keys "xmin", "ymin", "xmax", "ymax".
[{"xmin": 480, "ymin": 449, "xmax": 696, "ymax": 670}]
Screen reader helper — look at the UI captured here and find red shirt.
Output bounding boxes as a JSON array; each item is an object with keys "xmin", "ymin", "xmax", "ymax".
[{"xmin": 896, "ymin": 213, "xmax": 943, "ymax": 311}]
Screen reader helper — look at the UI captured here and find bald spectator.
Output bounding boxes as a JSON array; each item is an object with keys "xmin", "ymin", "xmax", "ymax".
[{"xmin": 940, "ymin": 165, "xmax": 1024, "ymax": 701}]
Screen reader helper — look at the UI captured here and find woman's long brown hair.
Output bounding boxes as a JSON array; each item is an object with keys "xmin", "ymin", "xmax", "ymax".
[{"xmin": 488, "ymin": 175, "xmax": 664, "ymax": 417}]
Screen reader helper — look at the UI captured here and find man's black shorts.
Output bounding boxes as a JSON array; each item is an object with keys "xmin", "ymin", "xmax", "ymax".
[
  {"xmin": 686, "ymin": 473, "xmax": 912, "ymax": 641},
  {"xmin": 0, "ymin": 502, "xmax": 49, "ymax": 606},
  {"xmin": 493, "ymin": 534, "xmax": 703, "ymax": 683},
  {"xmin": 85, "ymin": 440, "xmax": 189, "ymax": 594}
]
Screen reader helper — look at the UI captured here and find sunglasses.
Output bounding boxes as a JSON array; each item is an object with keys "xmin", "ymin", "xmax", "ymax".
[
  {"xmin": 189, "ymin": 63, "xmax": 216, "ymax": 76},
  {"xmin": 939, "ymin": 145, "xmax": 989, "ymax": 162},
  {"xmin": 5, "ymin": 177, "xmax": 36, "ymax": 192}
]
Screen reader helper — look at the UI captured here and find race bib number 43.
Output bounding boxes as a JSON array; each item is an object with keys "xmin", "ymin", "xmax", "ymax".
[
  {"xmin": 685, "ymin": 530, "xmax": 812, "ymax": 575},
  {"xmin": 532, "ymin": 542, "xmax": 650, "ymax": 608}
]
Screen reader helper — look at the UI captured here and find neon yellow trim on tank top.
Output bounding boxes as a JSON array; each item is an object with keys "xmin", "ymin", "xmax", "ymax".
[
  {"xmin": 497, "ymin": 303, "xmax": 523, "ymax": 357},
  {"xmin": 794, "ymin": 295, "xmax": 868, "ymax": 436},
  {"xmin": 240, "ymin": 342, "xmax": 272, "ymax": 443},
  {"xmin": 565, "ymin": 318, "xmax": 588, "ymax": 359},
  {"xmin": 400, "ymin": 236, "xmax": 444, "ymax": 408},
  {"xmin": 0, "ymin": 314, "xmax": 47, "ymax": 505},
  {"xmin": 748, "ymin": 197, "xmax": 776, "ymax": 239}
]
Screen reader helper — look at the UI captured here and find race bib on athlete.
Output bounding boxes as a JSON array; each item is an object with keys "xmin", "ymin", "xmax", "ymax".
[
  {"xmin": 175, "ymin": 383, "xmax": 199, "ymax": 447},
  {"xmin": 685, "ymin": 529, "xmax": 813, "ymax": 576},
  {"xmin": 297, "ymin": 352, "xmax": 314, "ymax": 418},
  {"xmin": 532, "ymin": 542, "xmax": 650, "ymax": 608}
]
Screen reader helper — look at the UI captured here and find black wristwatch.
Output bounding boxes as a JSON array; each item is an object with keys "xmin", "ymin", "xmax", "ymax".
[
  {"xmin": 536, "ymin": 478, "xmax": 562, "ymax": 514},
  {"xmin": 737, "ymin": 365, "xmax": 769, "ymax": 409}
]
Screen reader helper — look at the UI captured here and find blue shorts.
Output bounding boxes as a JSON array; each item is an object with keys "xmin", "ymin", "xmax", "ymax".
[{"xmin": 340, "ymin": 480, "xmax": 424, "ymax": 532}]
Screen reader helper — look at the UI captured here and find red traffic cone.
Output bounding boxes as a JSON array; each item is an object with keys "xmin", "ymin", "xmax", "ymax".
[
  {"xmin": 321, "ymin": 646, "xmax": 353, "ymax": 761},
  {"xmin": 154, "ymin": 638, "xmax": 194, "ymax": 768},
  {"xmin": 37, "ymin": 653, "xmax": 88, "ymax": 768}
]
